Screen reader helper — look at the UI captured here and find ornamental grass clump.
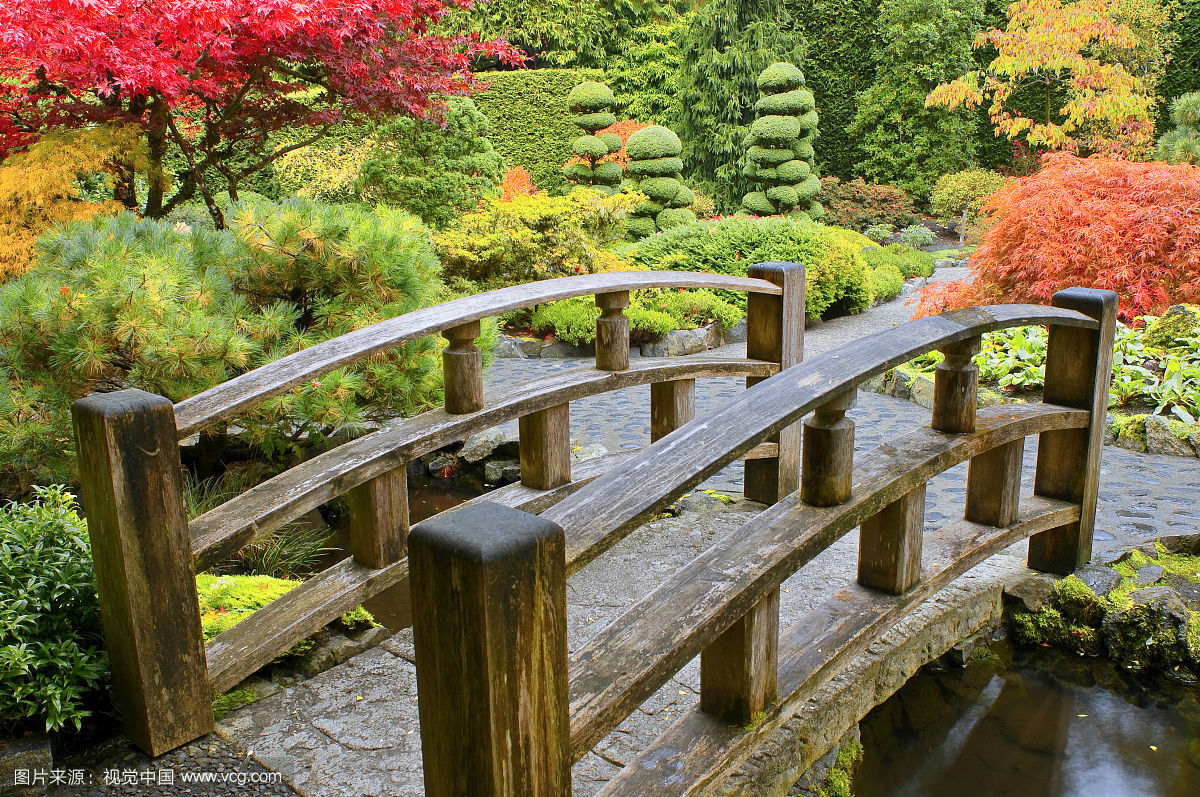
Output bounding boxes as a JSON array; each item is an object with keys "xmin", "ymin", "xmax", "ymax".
[
  {"xmin": 741, "ymin": 63, "xmax": 823, "ymax": 220},
  {"xmin": 563, "ymin": 82, "xmax": 623, "ymax": 194},
  {"xmin": 622, "ymin": 125, "xmax": 697, "ymax": 238}
]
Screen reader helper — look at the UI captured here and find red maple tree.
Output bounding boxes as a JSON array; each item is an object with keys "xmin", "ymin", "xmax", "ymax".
[{"xmin": 0, "ymin": 0, "xmax": 522, "ymax": 226}]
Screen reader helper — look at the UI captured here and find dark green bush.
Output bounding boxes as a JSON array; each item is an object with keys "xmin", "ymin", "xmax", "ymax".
[
  {"xmin": 472, "ymin": 68, "xmax": 603, "ymax": 193},
  {"xmin": 623, "ymin": 126, "xmax": 695, "ymax": 238},
  {"xmin": 605, "ymin": 20, "xmax": 689, "ymax": 126},
  {"xmin": 631, "ymin": 217, "xmax": 872, "ymax": 318},
  {"xmin": 0, "ymin": 486, "xmax": 107, "ymax": 733},
  {"xmin": 1157, "ymin": 92, "xmax": 1200, "ymax": 165}
]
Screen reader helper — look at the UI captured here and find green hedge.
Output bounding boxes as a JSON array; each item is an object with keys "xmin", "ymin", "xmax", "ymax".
[
  {"xmin": 473, "ymin": 68, "xmax": 603, "ymax": 194},
  {"xmin": 863, "ymin": 243, "xmax": 935, "ymax": 278}
]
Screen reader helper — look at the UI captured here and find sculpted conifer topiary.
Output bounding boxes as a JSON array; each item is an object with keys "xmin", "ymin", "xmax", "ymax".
[
  {"xmin": 741, "ymin": 63, "xmax": 823, "ymax": 220},
  {"xmin": 622, "ymin": 125, "xmax": 696, "ymax": 238},
  {"xmin": 564, "ymin": 81, "xmax": 623, "ymax": 194}
]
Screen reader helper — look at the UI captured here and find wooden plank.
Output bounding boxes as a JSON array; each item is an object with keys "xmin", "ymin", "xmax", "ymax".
[
  {"xmin": 931, "ymin": 335, "xmax": 980, "ymax": 433},
  {"xmin": 189, "ymin": 357, "xmax": 776, "ymax": 572},
  {"xmin": 858, "ymin": 484, "xmax": 926, "ymax": 595},
  {"xmin": 800, "ymin": 389, "xmax": 856, "ymax": 507},
  {"xmin": 595, "ymin": 291, "xmax": 631, "ymax": 372},
  {"xmin": 1029, "ymin": 288, "xmax": 1118, "ymax": 574},
  {"xmin": 564, "ymin": 404, "xmax": 1088, "ymax": 760},
  {"xmin": 651, "ymin": 379, "xmax": 695, "ymax": 443},
  {"xmin": 442, "ymin": 320, "xmax": 483, "ymax": 415},
  {"xmin": 520, "ymin": 403, "xmax": 571, "ymax": 490},
  {"xmin": 206, "ymin": 556, "xmax": 410, "ymax": 693},
  {"xmin": 700, "ymin": 589, "xmax": 778, "ymax": 724},
  {"xmin": 744, "ymin": 261, "xmax": 805, "ymax": 505},
  {"xmin": 600, "ymin": 495, "xmax": 1080, "ymax": 797},
  {"xmin": 966, "ymin": 438, "xmax": 1024, "ymax": 527},
  {"xmin": 347, "ymin": 467, "xmax": 408, "ymax": 569},
  {"xmin": 544, "ymin": 304, "xmax": 1098, "ymax": 576},
  {"xmin": 72, "ymin": 390, "xmax": 213, "ymax": 755},
  {"xmin": 174, "ymin": 272, "xmax": 783, "ymax": 436},
  {"xmin": 409, "ymin": 502, "xmax": 569, "ymax": 796}
]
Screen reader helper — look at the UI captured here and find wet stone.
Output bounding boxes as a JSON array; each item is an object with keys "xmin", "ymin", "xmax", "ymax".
[
  {"xmin": 1003, "ymin": 574, "xmax": 1057, "ymax": 613},
  {"xmin": 1134, "ymin": 564, "xmax": 1165, "ymax": 585},
  {"xmin": 1074, "ymin": 564, "xmax": 1122, "ymax": 596}
]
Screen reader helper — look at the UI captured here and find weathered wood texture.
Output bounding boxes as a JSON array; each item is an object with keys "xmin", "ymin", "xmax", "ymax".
[
  {"xmin": 931, "ymin": 336, "xmax": 980, "ymax": 433},
  {"xmin": 521, "ymin": 404, "xmax": 572, "ymax": 490},
  {"xmin": 71, "ymin": 390, "xmax": 213, "ymax": 755},
  {"xmin": 1029, "ymin": 289, "xmax": 1118, "ymax": 574},
  {"xmin": 858, "ymin": 484, "xmax": 926, "ymax": 595},
  {"xmin": 442, "ymin": 321, "xmax": 483, "ymax": 415},
  {"xmin": 174, "ymin": 272, "xmax": 782, "ymax": 436},
  {"xmin": 544, "ymin": 304, "xmax": 1097, "ymax": 576},
  {"xmin": 651, "ymin": 379, "xmax": 696, "ymax": 443},
  {"xmin": 595, "ymin": 291, "xmax": 631, "ymax": 372},
  {"xmin": 743, "ymin": 261, "xmax": 805, "ymax": 505},
  {"xmin": 600, "ymin": 495, "xmax": 1080, "ymax": 797},
  {"xmin": 700, "ymin": 589, "xmax": 779, "ymax": 724},
  {"xmin": 409, "ymin": 502, "xmax": 569, "ymax": 797},
  {"xmin": 801, "ymin": 389, "xmax": 856, "ymax": 506},
  {"xmin": 966, "ymin": 439, "xmax": 1024, "ymax": 527},
  {"xmin": 565, "ymin": 404, "xmax": 1088, "ymax": 759},
  {"xmin": 347, "ymin": 467, "xmax": 408, "ymax": 569},
  {"xmin": 190, "ymin": 357, "xmax": 776, "ymax": 572}
]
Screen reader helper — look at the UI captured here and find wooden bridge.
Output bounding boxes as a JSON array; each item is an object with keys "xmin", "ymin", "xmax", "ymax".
[{"xmin": 71, "ymin": 264, "xmax": 1116, "ymax": 795}]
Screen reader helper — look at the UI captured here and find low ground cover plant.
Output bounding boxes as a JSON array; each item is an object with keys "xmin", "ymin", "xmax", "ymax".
[{"xmin": 527, "ymin": 289, "xmax": 742, "ymax": 346}]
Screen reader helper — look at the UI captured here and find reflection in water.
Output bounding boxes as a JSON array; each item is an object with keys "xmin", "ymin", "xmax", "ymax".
[{"xmin": 856, "ymin": 650, "xmax": 1200, "ymax": 797}]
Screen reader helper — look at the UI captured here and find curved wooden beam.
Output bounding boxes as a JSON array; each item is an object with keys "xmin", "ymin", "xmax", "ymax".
[
  {"xmin": 174, "ymin": 272, "xmax": 782, "ymax": 437},
  {"xmin": 544, "ymin": 304, "xmax": 1097, "ymax": 574},
  {"xmin": 189, "ymin": 357, "xmax": 778, "ymax": 572},
  {"xmin": 565, "ymin": 403, "xmax": 1089, "ymax": 760}
]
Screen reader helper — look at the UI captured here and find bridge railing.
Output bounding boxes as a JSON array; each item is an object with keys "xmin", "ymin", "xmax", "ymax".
[
  {"xmin": 405, "ymin": 287, "xmax": 1116, "ymax": 796},
  {"xmin": 70, "ymin": 267, "xmax": 801, "ymax": 756}
]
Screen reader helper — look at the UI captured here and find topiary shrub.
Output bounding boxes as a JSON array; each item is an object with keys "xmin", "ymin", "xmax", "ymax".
[
  {"xmin": 1158, "ymin": 91, "xmax": 1200, "ymax": 165},
  {"xmin": 622, "ymin": 125, "xmax": 696, "ymax": 238},
  {"xmin": 929, "ymin": 169, "xmax": 1009, "ymax": 235},
  {"xmin": 818, "ymin": 176, "xmax": 918, "ymax": 232},
  {"xmin": 564, "ymin": 82, "xmax": 623, "ymax": 194},
  {"xmin": 741, "ymin": 63, "xmax": 823, "ymax": 220}
]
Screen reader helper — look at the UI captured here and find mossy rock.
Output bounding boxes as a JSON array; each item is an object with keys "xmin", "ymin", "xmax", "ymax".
[
  {"xmin": 1143, "ymin": 305, "xmax": 1200, "ymax": 349},
  {"xmin": 667, "ymin": 184, "xmax": 696, "ymax": 209},
  {"xmin": 638, "ymin": 176, "xmax": 684, "ymax": 203},
  {"xmin": 746, "ymin": 145, "xmax": 796, "ymax": 166},
  {"xmin": 776, "ymin": 159, "xmax": 812, "ymax": 183},
  {"xmin": 596, "ymin": 132, "xmax": 622, "ymax": 153},
  {"xmin": 626, "ymin": 215, "xmax": 657, "ymax": 238},
  {"xmin": 755, "ymin": 88, "xmax": 816, "ymax": 116},
  {"xmin": 795, "ymin": 174, "xmax": 822, "ymax": 201},
  {"xmin": 572, "ymin": 135, "xmax": 611, "ymax": 160},
  {"xmin": 573, "ymin": 111, "xmax": 617, "ymax": 132},
  {"xmin": 626, "ymin": 125, "xmax": 683, "ymax": 160},
  {"xmin": 656, "ymin": 207, "xmax": 697, "ymax": 230},
  {"xmin": 627, "ymin": 156, "xmax": 685, "ymax": 178},
  {"xmin": 563, "ymin": 162, "xmax": 593, "ymax": 181},
  {"xmin": 567, "ymin": 81, "xmax": 617, "ymax": 113},
  {"xmin": 765, "ymin": 184, "xmax": 799, "ymax": 208},
  {"xmin": 592, "ymin": 161, "xmax": 622, "ymax": 184},
  {"xmin": 757, "ymin": 62, "xmax": 805, "ymax": 93},
  {"xmin": 741, "ymin": 191, "xmax": 776, "ymax": 215},
  {"xmin": 749, "ymin": 115, "xmax": 802, "ymax": 143}
]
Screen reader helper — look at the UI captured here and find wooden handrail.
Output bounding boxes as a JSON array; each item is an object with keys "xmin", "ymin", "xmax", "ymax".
[{"xmin": 172, "ymin": 271, "xmax": 782, "ymax": 437}]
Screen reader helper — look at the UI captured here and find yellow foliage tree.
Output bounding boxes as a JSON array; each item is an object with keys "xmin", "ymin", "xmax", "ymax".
[
  {"xmin": 0, "ymin": 126, "xmax": 149, "ymax": 281},
  {"xmin": 926, "ymin": 0, "xmax": 1169, "ymax": 157}
]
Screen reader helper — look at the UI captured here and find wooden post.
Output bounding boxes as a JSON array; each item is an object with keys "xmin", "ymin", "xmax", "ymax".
[
  {"xmin": 520, "ymin": 403, "xmax": 571, "ymax": 490},
  {"xmin": 409, "ymin": 501, "xmax": 569, "ymax": 797},
  {"xmin": 1029, "ymin": 288, "xmax": 1118, "ymax": 574},
  {"xmin": 71, "ymin": 390, "xmax": 213, "ymax": 756},
  {"xmin": 859, "ymin": 484, "xmax": 926, "ymax": 595},
  {"xmin": 744, "ymin": 261, "xmax": 805, "ymax": 504},
  {"xmin": 650, "ymin": 379, "xmax": 695, "ymax": 443},
  {"xmin": 931, "ymin": 336, "xmax": 980, "ymax": 434},
  {"xmin": 700, "ymin": 589, "xmax": 779, "ymax": 724},
  {"xmin": 347, "ymin": 467, "xmax": 408, "ymax": 569},
  {"xmin": 801, "ymin": 388, "xmax": 856, "ymax": 506},
  {"xmin": 443, "ymin": 320, "xmax": 483, "ymax": 415},
  {"xmin": 595, "ymin": 290, "xmax": 631, "ymax": 372},
  {"xmin": 966, "ymin": 439, "xmax": 1024, "ymax": 527}
]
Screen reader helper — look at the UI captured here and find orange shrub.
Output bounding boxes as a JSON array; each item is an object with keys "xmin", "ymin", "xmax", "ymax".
[
  {"xmin": 499, "ymin": 166, "xmax": 538, "ymax": 201},
  {"xmin": 912, "ymin": 153, "xmax": 1200, "ymax": 320}
]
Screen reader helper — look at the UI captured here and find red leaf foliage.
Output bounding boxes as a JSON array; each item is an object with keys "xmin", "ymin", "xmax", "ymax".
[
  {"xmin": 563, "ymin": 119, "xmax": 650, "ymax": 170},
  {"xmin": 912, "ymin": 153, "xmax": 1200, "ymax": 320}
]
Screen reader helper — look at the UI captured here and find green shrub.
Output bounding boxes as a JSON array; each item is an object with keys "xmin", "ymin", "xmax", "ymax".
[
  {"xmin": 473, "ymin": 68, "xmax": 604, "ymax": 194},
  {"xmin": 897, "ymin": 223, "xmax": 935, "ymax": 248},
  {"xmin": 0, "ymin": 486, "xmax": 107, "ymax": 732},
  {"xmin": 605, "ymin": 20, "xmax": 689, "ymax": 126},
  {"xmin": 863, "ymin": 223, "xmax": 894, "ymax": 244},
  {"xmin": 818, "ymin": 176, "xmax": 918, "ymax": 232},
  {"xmin": 623, "ymin": 126, "xmax": 696, "ymax": 238},
  {"xmin": 564, "ymin": 81, "xmax": 623, "ymax": 194},
  {"xmin": 929, "ymin": 168, "xmax": 1009, "ymax": 226},
  {"xmin": 0, "ymin": 200, "xmax": 443, "ymax": 495},
  {"xmin": 741, "ymin": 63, "xmax": 822, "ymax": 219},
  {"xmin": 1157, "ymin": 91, "xmax": 1200, "ymax": 165},
  {"xmin": 863, "ymin": 243, "xmax": 935, "ymax": 279},
  {"xmin": 275, "ymin": 128, "xmax": 373, "ymax": 204},
  {"xmin": 1159, "ymin": 0, "xmax": 1200, "ymax": 132},
  {"xmin": 870, "ymin": 263, "xmax": 905, "ymax": 302},
  {"xmin": 434, "ymin": 189, "xmax": 636, "ymax": 286},
  {"xmin": 355, "ymin": 97, "xmax": 504, "ymax": 228},
  {"xmin": 529, "ymin": 289, "xmax": 742, "ymax": 345},
  {"xmin": 631, "ymin": 217, "xmax": 872, "ymax": 318}
]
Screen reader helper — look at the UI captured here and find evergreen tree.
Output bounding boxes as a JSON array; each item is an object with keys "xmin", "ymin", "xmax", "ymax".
[
  {"xmin": 675, "ymin": 0, "xmax": 805, "ymax": 213},
  {"xmin": 622, "ymin": 125, "xmax": 696, "ymax": 238},
  {"xmin": 849, "ymin": 0, "xmax": 983, "ymax": 199},
  {"xmin": 1158, "ymin": 91, "xmax": 1200, "ymax": 164},
  {"xmin": 741, "ymin": 63, "xmax": 823, "ymax": 219},
  {"xmin": 563, "ymin": 82, "xmax": 623, "ymax": 194}
]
